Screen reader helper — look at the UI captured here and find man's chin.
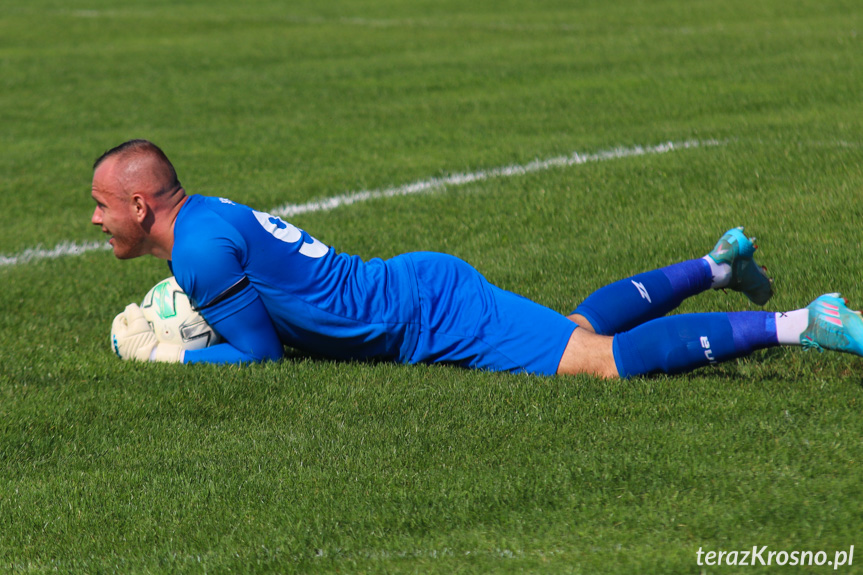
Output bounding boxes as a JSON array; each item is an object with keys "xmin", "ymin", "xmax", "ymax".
[{"xmin": 111, "ymin": 243, "xmax": 138, "ymax": 260}]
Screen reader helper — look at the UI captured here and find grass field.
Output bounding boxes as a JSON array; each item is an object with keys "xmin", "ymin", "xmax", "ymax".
[{"xmin": 2, "ymin": 0, "xmax": 863, "ymax": 572}]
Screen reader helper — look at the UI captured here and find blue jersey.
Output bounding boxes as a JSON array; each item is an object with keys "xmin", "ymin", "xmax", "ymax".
[
  {"xmin": 170, "ymin": 195, "xmax": 576, "ymax": 375},
  {"xmin": 171, "ymin": 195, "xmax": 418, "ymax": 362}
]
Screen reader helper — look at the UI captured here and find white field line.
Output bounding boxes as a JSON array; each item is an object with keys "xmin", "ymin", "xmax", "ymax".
[
  {"xmin": 272, "ymin": 139, "xmax": 720, "ymax": 217},
  {"xmin": 0, "ymin": 240, "xmax": 112, "ymax": 267},
  {"xmin": 1, "ymin": 139, "xmax": 720, "ymax": 268}
]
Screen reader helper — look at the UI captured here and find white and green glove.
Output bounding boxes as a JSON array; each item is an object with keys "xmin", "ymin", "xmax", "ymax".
[{"xmin": 110, "ymin": 303, "xmax": 184, "ymax": 363}]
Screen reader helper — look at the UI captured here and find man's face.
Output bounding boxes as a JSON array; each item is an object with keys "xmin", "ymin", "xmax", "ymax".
[{"xmin": 91, "ymin": 160, "xmax": 146, "ymax": 260}]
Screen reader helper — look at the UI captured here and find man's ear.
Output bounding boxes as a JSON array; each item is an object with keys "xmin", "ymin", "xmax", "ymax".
[{"xmin": 131, "ymin": 193, "xmax": 148, "ymax": 223}]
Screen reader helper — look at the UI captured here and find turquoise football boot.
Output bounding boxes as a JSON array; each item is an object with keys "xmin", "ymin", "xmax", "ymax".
[
  {"xmin": 800, "ymin": 294, "xmax": 863, "ymax": 356},
  {"xmin": 708, "ymin": 227, "xmax": 773, "ymax": 306}
]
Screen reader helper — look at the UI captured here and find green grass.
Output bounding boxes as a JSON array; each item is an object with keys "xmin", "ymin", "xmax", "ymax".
[{"xmin": 2, "ymin": 0, "xmax": 863, "ymax": 572}]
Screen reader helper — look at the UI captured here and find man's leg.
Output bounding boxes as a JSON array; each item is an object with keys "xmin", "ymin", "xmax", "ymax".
[
  {"xmin": 557, "ymin": 311, "xmax": 774, "ymax": 378},
  {"xmin": 558, "ymin": 294, "xmax": 863, "ymax": 378},
  {"xmin": 571, "ymin": 227, "xmax": 773, "ymax": 334}
]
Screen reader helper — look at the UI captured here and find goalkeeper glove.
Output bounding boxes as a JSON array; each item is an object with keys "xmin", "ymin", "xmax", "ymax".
[{"xmin": 110, "ymin": 303, "xmax": 184, "ymax": 363}]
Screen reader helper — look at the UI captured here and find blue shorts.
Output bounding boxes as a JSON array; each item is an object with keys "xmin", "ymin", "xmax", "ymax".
[{"xmin": 400, "ymin": 253, "xmax": 577, "ymax": 376}]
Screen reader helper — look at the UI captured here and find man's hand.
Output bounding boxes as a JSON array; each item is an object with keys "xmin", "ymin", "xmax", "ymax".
[
  {"xmin": 111, "ymin": 303, "xmax": 184, "ymax": 363},
  {"xmin": 111, "ymin": 304, "xmax": 157, "ymax": 361}
]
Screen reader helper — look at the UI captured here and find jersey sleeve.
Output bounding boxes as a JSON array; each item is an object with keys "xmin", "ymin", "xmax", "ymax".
[
  {"xmin": 183, "ymin": 295, "xmax": 284, "ymax": 364},
  {"xmin": 171, "ymin": 204, "xmax": 284, "ymax": 364},
  {"xmin": 172, "ymin": 213, "xmax": 257, "ymax": 324}
]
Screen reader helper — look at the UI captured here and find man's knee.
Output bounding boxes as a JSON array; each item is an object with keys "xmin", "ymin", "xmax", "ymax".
[{"xmin": 556, "ymin": 328, "xmax": 618, "ymax": 378}]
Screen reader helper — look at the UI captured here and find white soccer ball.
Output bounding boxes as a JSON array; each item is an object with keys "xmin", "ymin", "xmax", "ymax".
[{"xmin": 140, "ymin": 276, "xmax": 221, "ymax": 350}]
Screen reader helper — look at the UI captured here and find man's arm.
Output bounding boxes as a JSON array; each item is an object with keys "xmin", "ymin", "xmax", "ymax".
[
  {"xmin": 170, "ymin": 199, "xmax": 285, "ymax": 365},
  {"xmin": 183, "ymin": 294, "xmax": 284, "ymax": 364}
]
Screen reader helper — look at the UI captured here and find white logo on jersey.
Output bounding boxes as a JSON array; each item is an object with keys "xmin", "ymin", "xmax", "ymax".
[
  {"xmin": 700, "ymin": 336, "xmax": 716, "ymax": 363},
  {"xmin": 632, "ymin": 280, "xmax": 652, "ymax": 303}
]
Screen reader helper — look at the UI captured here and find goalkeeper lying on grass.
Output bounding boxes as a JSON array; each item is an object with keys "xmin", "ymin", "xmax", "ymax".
[{"xmin": 93, "ymin": 139, "xmax": 863, "ymax": 378}]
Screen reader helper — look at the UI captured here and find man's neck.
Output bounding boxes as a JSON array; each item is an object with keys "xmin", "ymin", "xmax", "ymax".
[{"xmin": 150, "ymin": 193, "xmax": 190, "ymax": 260}]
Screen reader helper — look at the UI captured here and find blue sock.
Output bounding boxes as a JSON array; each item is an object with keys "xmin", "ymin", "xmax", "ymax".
[
  {"xmin": 574, "ymin": 259, "xmax": 712, "ymax": 335},
  {"xmin": 612, "ymin": 311, "xmax": 779, "ymax": 378}
]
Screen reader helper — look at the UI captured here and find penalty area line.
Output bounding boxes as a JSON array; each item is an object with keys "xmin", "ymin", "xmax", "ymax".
[{"xmin": 0, "ymin": 139, "xmax": 722, "ymax": 268}]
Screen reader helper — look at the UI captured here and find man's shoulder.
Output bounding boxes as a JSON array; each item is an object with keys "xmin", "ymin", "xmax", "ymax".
[
  {"xmin": 173, "ymin": 195, "xmax": 250, "ymax": 260},
  {"xmin": 176, "ymin": 195, "xmax": 250, "ymax": 235},
  {"xmin": 179, "ymin": 194, "xmax": 243, "ymax": 219}
]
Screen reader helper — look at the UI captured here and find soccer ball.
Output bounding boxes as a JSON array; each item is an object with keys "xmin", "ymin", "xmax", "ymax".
[{"xmin": 140, "ymin": 277, "xmax": 221, "ymax": 350}]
